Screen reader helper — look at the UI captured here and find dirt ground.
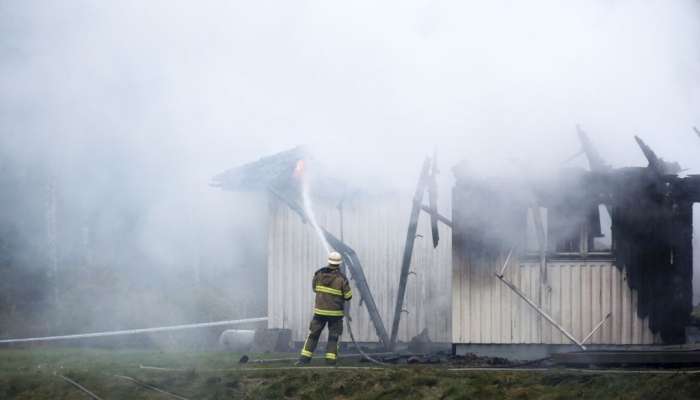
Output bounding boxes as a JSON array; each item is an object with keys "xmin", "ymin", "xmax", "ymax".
[{"xmin": 1, "ymin": 348, "xmax": 700, "ymax": 399}]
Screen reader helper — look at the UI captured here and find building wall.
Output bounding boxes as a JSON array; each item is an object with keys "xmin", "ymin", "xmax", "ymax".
[
  {"xmin": 267, "ymin": 194, "xmax": 452, "ymax": 343},
  {"xmin": 451, "ymin": 254, "xmax": 661, "ymax": 345}
]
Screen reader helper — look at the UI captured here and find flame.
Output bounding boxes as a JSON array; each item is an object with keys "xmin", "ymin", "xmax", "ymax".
[{"xmin": 293, "ymin": 159, "xmax": 305, "ymax": 179}]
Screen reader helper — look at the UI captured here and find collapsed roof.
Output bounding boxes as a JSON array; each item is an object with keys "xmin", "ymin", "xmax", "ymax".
[
  {"xmin": 452, "ymin": 132, "xmax": 700, "ymax": 343},
  {"xmin": 211, "ymin": 146, "xmax": 308, "ymax": 192}
]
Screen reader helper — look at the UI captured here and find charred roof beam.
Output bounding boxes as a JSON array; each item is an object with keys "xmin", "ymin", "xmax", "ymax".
[
  {"xmin": 633, "ymin": 135, "xmax": 682, "ymax": 176},
  {"xmin": 576, "ymin": 124, "xmax": 612, "ymax": 173}
]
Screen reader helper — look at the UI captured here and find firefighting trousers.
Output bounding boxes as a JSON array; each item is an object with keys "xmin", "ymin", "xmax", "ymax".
[{"xmin": 300, "ymin": 315, "xmax": 343, "ymax": 360}]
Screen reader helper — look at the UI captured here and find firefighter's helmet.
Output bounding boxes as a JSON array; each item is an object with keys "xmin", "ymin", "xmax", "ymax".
[{"xmin": 328, "ymin": 251, "xmax": 342, "ymax": 266}]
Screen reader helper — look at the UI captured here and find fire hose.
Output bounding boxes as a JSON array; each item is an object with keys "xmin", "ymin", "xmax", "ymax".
[{"xmin": 344, "ymin": 304, "xmax": 389, "ymax": 367}]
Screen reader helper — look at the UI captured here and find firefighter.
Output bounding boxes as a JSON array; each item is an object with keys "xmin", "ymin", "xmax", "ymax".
[{"xmin": 296, "ymin": 251, "xmax": 352, "ymax": 366}]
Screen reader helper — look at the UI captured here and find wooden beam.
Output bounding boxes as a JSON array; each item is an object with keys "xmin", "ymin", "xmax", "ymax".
[
  {"xmin": 420, "ymin": 205, "xmax": 453, "ymax": 228},
  {"xmin": 390, "ymin": 158, "xmax": 432, "ymax": 350}
]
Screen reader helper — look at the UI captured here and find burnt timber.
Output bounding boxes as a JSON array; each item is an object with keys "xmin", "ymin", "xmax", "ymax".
[
  {"xmin": 389, "ymin": 157, "xmax": 432, "ymax": 349},
  {"xmin": 428, "ymin": 156, "xmax": 441, "ymax": 248}
]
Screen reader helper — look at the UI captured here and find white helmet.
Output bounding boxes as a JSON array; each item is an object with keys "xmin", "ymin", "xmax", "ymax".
[{"xmin": 328, "ymin": 251, "xmax": 342, "ymax": 266}]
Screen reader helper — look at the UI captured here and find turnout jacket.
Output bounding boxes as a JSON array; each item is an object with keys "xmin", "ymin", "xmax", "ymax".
[{"xmin": 312, "ymin": 266, "xmax": 352, "ymax": 317}]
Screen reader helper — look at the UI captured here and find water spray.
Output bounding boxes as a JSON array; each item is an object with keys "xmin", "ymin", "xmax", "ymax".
[{"xmin": 294, "ymin": 160, "xmax": 331, "ymax": 254}]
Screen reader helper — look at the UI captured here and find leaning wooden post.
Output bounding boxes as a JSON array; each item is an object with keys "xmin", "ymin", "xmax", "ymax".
[
  {"xmin": 495, "ymin": 272, "xmax": 587, "ymax": 351},
  {"xmin": 389, "ymin": 158, "xmax": 432, "ymax": 350},
  {"xmin": 323, "ymin": 229, "xmax": 391, "ymax": 350}
]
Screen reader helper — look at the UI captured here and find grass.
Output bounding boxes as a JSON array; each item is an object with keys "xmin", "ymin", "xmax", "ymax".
[{"xmin": 1, "ymin": 348, "xmax": 700, "ymax": 399}]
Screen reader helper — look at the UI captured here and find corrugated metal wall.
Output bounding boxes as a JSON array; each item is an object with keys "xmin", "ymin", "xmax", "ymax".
[
  {"xmin": 267, "ymin": 194, "xmax": 452, "ymax": 343},
  {"xmin": 451, "ymin": 254, "xmax": 661, "ymax": 344}
]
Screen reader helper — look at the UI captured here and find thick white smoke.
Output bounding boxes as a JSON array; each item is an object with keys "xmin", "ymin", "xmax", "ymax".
[{"xmin": 0, "ymin": 0, "xmax": 699, "ymax": 335}]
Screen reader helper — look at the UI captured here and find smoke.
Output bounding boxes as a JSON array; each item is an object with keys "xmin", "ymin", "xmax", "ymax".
[
  {"xmin": 4, "ymin": 1, "xmax": 699, "ymax": 176},
  {"xmin": 0, "ymin": 0, "xmax": 699, "ymax": 340}
]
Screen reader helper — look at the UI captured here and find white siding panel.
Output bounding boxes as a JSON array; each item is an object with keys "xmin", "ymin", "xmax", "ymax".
[
  {"xmin": 549, "ymin": 266, "xmax": 562, "ymax": 344},
  {"xmin": 520, "ymin": 265, "xmax": 536, "ymax": 343},
  {"xmin": 561, "ymin": 265, "xmax": 572, "ymax": 343},
  {"xmin": 268, "ymin": 194, "xmax": 452, "ymax": 343},
  {"xmin": 452, "ymin": 257, "xmax": 661, "ymax": 345},
  {"xmin": 611, "ymin": 266, "xmax": 621, "ymax": 343},
  {"xmin": 581, "ymin": 265, "xmax": 591, "ymax": 342},
  {"xmin": 600, "ymin": 265, "xmax": 611, "ymax": 343},
  {"xmin": 591, "ymin": 265, "xmax": 602, "ymax": 343}
]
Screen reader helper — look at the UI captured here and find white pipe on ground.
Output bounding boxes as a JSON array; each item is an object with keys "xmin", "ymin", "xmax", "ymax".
[{"xmin": 0, "ymin": 317, "xmax": 268, "ymax": 344}]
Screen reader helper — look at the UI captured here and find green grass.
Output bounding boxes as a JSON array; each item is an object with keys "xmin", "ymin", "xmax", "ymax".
[{"xmin": 1, "ymin": 348, "xmax": 700, "ymax": 399}]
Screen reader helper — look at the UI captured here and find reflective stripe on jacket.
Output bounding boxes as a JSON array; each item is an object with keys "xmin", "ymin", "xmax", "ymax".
[{"xmin": 312, "ymin": 266, "xmax": 352, "ymax": 317}]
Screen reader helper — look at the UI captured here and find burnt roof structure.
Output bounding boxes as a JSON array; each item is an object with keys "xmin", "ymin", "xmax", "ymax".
[
  {"xmin": 211, "ymin": 146, "xmax": 308, "ymax": 192},
  {"xmin": 453, "ymin": 135, "xmax": 700, "ymax": 343}
]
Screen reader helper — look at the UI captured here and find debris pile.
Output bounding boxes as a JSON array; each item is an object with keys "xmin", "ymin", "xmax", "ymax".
[{"xmin": 448, "ymin": 353, "xmax": 513, "ymax": 367}]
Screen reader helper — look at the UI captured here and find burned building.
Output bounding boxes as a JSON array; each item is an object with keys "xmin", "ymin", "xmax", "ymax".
[
  {"xmin": 452, "ymin": 134, "xmax": 698, "ymax": 357},
  {"xmin": 213, "ymin": 148, "xmax": 452, "ymax": 348},
  {"xmin": 215, "ymin": 135, "xmax": 699, "ymax": 357}
]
